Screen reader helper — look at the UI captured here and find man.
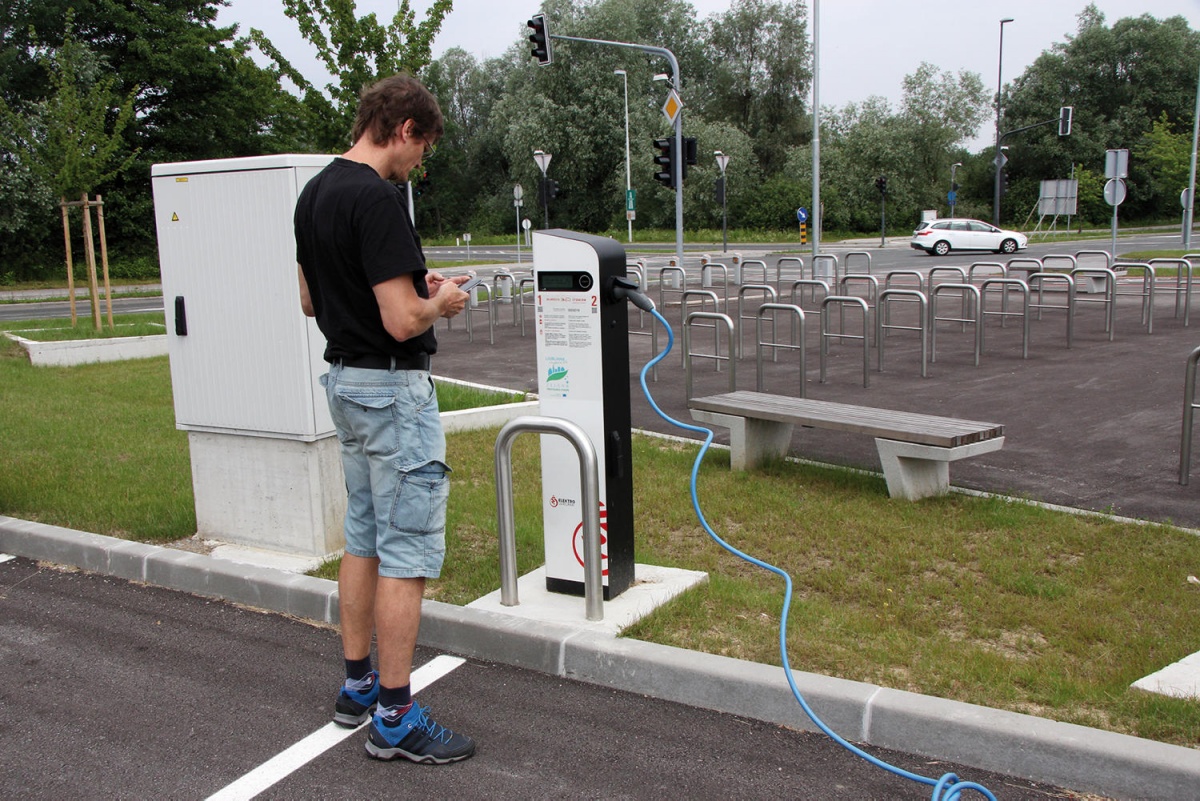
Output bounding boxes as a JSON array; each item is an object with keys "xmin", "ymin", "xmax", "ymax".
[{"xmin": 295, "ymin": 74, "xmax": 475, "ymax": 765}]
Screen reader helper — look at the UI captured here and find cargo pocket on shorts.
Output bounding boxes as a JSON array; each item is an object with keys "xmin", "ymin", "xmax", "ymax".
[{"xmin": 389, "ymin": 460, "xmax": 451, "ymax": 537}]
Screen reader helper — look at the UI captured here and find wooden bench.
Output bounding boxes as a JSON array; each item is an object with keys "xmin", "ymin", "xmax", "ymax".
[{"xmin": 689, "ymin": 391, "xmax": 1005, "ymax": 500}]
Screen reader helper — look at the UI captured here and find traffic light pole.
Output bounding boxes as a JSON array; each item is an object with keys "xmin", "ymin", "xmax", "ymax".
[{"xmin": 549, "ymin": 33, "xmax": 683, "ymax": 268}]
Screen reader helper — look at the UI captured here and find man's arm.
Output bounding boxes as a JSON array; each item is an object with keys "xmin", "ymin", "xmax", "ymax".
[
  {"xmin": 298, "ymin": 264, "xmax": 315, "ymax": 317},
  {"xmin": 373, "ymin": 273, "xmax": 468, "ymax": 342}
]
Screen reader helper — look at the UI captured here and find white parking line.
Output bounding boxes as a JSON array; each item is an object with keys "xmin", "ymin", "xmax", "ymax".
[
  {"xmin": 205, "ymin": 655, "xmax": 466, "ymax": 801},
  {"xmin": 0, "ymin": 554, "xmax": 15, "ymax": 564}
]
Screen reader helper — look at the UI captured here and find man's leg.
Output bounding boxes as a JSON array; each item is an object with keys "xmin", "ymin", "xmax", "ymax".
[
  {"xmin": 375, "ymin": 575, "xmax": 425, "ymax": 689},
  {"xmin": 339, "ymin": 553, "xmax": 380, "ymax": 662}
]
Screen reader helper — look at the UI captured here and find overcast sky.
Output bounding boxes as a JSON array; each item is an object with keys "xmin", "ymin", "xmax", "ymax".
[{"xmin": 218, "ymin": 0, "xmax": 1200, "ymax": 149}]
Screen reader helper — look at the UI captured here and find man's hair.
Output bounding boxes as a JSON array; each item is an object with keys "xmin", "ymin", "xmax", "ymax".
[{"xmin": 351, "ymin": 74, "xmax": 444, "ymax": 146}]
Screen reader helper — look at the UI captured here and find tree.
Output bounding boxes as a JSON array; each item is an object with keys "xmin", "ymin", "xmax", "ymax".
[
  {"xmin": 1, "ymin": 17, "xmax": 138, "ymax": 201},
  {"xmin": 249, "ymin": 0, "xmax": 454, "ymax": 151},
  {"xmin": 1000, "ymin": 5, "xmax": 1200, "ymax": 222},
  {"xmin": 701, "ymin": 0, "xmax": 810, "ymax": 176}
]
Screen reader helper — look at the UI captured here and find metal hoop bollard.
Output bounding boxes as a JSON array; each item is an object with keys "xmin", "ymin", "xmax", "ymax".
[
  {"xmin": 495, "ymin": 416, "xmax": 604, "ymax": 621},
  {"xmin": 930, "ymin": 283, "xmax": 982, "ymax": 366},
  {"xmin": 517, "ymin": 275, "xmax": 535, "ymax": 337},
  {"xmin": 740, "ymin": 259, "xmax": 769, "ymax": 287},
  {"xmin": 775, "ymin": 256, "xmax": 804, "ymax": 289},
  {"xmin": 876, "ymin": 288, "xmax": 928, "ymax": 377},
  {"xmin": 657, "ymin": 265, "xmax": 687, "ymax": 313},
  {"xmin": 1069, "ymin": 267, "xmax": 1117, "ymax": 340},
  {"xmin": 684, "ymin": 311, "xmax": 736, "ymax": 400},
  {"xmin": 979, "ymin": 278, "xmax": 1030, "ymax": 359},
  {"xmin": 1149, "ymin": 258, "xmax": 1194, "ymax": 327},
  {"xmin": 681, "ymin": 289, "xmax": 722, "ymax": 367},
  {"xmin": 839, "ymin": 274, "xmax": 880, "ymax": 344},
  {"xmin": 844, "ymin": 251, "xmax": 873, "ymax": 276},
  {"xmin": 464, "ymin": 281, "xmax": 494, "ymax": 345},
  {"xmin": 700, "ymin": 262, "xmax": 731, "ymax": 312},
  {"xmin": 737, "ymin": 284, "xmax": 777, "ymax": 359},
  {"xmin": 812, "ymin": 253, "xmax": 839, "ymax": 286},
  {"xmin": 1180, "ymin": 345, "xmax": 1200, "ymax": 485},
  {"xmin": 756, "ymin": 303, "xmax": 806, "ymax": 396},
  {"xmin": 1027, "ymin": 272, "xmax": 1075, "ymax": 348},
  {"xmin": 819, "ymin": 295, "xmax": 870, "ymax": 387}
]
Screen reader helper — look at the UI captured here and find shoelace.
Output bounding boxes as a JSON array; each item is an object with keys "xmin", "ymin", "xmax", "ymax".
[{"xmin": 412, "ymin": 705, "xmax": 454, "ymax": 744}]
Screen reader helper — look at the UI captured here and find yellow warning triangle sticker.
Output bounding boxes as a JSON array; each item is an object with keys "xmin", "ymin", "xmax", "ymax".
[{"xmin": 171, "ymin": 213, "xmax": 179, "ymax": 222}]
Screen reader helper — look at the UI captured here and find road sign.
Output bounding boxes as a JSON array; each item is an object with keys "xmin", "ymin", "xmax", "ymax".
[
  {"xmin": 947, "ymin": 190, "xmax": 957, "ymax": 204},
  {"xmin": 522, "ymin": 218, "xmax": 532, "ymax": 231},
  {"xmin": 626, "ymin": 189, "xmax": 636, "ymax": 212},
  {"xmin": 661, "ymin": 90, "xmax": 682, "ymax": 125},
  {"xmin": 1104, "ymin": 178, "xmax": 1127, "ymax": 207},
  {"xmin": 1105, "ymin": 149, "xmax": 1129, "ymax": 179},
  {"xmin": 514, "ymin": 184, "xmax": 524, "ymax": 201},
  {"xmin": 1182, "ymin": 188, "xmax": 1192, "ymax": 210},
  {"xmin": 994, "ymin": 152, "xmax": 1008, "ymax": 170},
  {"xmin": 796, "ymin": 207, "xmax": 808, "ymax": 223},
  {"xmin": 626, "ymin": 211, "xmax": 636, "ymax": 221}
]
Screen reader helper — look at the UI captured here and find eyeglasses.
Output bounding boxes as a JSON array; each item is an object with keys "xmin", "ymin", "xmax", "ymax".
[{"xmin": 421, "ymin": 136, "xmax": 437, "ymax": 159}]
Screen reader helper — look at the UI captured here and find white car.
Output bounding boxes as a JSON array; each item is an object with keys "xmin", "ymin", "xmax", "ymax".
[{"xmin": 910, "ymin": 218, "xmax": 1028, "ymax": 256}]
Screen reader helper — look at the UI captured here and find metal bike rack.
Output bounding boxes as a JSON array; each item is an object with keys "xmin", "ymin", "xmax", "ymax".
[
  {"xmin": 684, "ymin": 311, "xmax": 736, "ymax": 400},
  {"xmin": 626, "ymin": 263, "xmax": 646, "ymax": 329},
  {"xmin": 930, "ymin": 283, "xmax": 982, "ymax": 366},
  {"xmin": 1069, "ymin": 267, "xmax": 1117, "ymax": 340},
  {"xmin": 927, "ymin": 267, "xmax": 968, "ymax": 332},
  {"xmin": 1042, "ymin": 254, "xmax": 1077, "ymax": 273},
  {"xmin": 494, "ymin": 416, "xmax": 604, "ymax": 621},
  {"xmin": 812, "ymin": 253, "xmax": 839, "ymax": 286},
  {"xmin": 736, "ymin": 283, "xmax": 777, "ymax": 359},
  {"xmin": 492, "ymin": 270, "xmax": 517, "ymax": 326},
  {"xmin": 681, "ymin": 289, "xmax": 722, "ymax": 367},
  {"xmin": 881, "ymin": 271, "xmax": 924, "ymax": 337},
  {"xmin": 1180, "ymin": 345, "xmax": 1200, "ymax": 485},
  {"xmin": 755, "ymin": 303, "xmax": 807, "ymax": 396},
  {"xmin": 658, "ymin": 265, "xmax": 687, "ymax": 314},
  {"xmin": 517, "ymin": 275, "xmax": 535, "ymax": 337},
  {"xmin": 465, "ymin": 281, "xmax": 495, "ymax": 345},
  {"xmin": 623, "ymin": 264, "xmax": 659, "ymax": 382},
  {"xmin": 1006, "ymin": 256, "xmax": 1043, "ymax": 285},
  {"xmin": 839, "ymin": 274, "xmax": 879, "ymax": 344},
  {"xmin": 740, "ymin": 259, "xmax": 769, "ymax": 287},
  {"xmin": 775, "ymin": 256, "xmax": 804, "ymax": 288},
  {"xmin": 1149, "ymin": 258, "xmax": 1194, "ymax": 327},
  {"xmin": 1075, "ymin": 250, "xmax": 1112, "ymax": 270},
  {"xmin": 701, "ymin": 262, "xmax": 731, "ymax": 310},
  {"xmin": 788, "ymin": 279, "xmax": 829, "ymax": 346},
  {"xmin": 876, "ymin": 288, "xmax": 928, "ymax": 377},
  {"xmin": 969, "ymin": 262, "xmax": 1009, "ymax": 323},
  {"xmin": 820, "ymin": 295, "xmax": 870, "ymax": 387},
  {"xmin": 1028, "ymin": 272, "xmax": 1075, "ymax": 348},
  {"xmin": 979, "ymin": 278, "xmax": 1030, "ymax": 359},
  {"xmin": 844, "ymin": 251, "xmax": 873, "ymax": 275},
  {"xmin": 1113, "ymin": 262, "xmax": 1154, "ymax": 332}
]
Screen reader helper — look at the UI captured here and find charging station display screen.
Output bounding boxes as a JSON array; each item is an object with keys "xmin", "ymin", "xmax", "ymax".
[{"xmin": 538, "ymin": 271, "xmax": 593, "ymax": 292}]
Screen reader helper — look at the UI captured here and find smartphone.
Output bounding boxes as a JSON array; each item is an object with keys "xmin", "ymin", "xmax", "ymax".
[{"xmin": 458, "ymin": 276, "xmax": 485, "ymax": 293}]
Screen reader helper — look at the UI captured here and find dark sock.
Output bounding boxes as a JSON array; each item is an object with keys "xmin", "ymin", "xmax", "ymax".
[
  {"xmin": 379, "ymin": 683, "xmax": 412, "ymax": 712},
  {"xmin": 345, "ymin": 655, "xmax": 373, "ymax": 682}
]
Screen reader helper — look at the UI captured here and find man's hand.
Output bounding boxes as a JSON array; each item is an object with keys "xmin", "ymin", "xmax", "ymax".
[{"xmin": 429, "ymin": 271, "xmax": 472, "ymax": 319}]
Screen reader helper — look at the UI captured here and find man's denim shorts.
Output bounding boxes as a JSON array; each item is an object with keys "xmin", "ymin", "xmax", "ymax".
[{"xmin": 322, "ymin": 362, "xmax": 449, "ymax": 579}]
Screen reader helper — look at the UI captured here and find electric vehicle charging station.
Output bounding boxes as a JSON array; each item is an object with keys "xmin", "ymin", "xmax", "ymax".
[{"xmin": 532, "ymin": 230, "xmax": 636, "ymax": 599}]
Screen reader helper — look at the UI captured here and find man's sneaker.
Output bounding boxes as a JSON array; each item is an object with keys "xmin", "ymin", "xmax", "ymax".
[
  {"xmin": 333, "ymin": 671, "xmax": 379, "ymax": 727},
  {"xmin": 365, "ymin": 703, "xmax": 476, "ymax": 764}
]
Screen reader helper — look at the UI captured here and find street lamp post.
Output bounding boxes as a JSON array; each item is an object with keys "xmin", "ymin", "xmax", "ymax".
[
  {"xmin": 950, "ymin": 162, "xmax": 962, "ymax": 218},
  {"xmin": 714, "ymin": 151, "xmax": 729, "ymax": 253},
  {"xmin": 614, "ymin": 69, "xmax": 632, "ymax": 243},
  {"xmin": 993, "ymin": 17, "xmax": 1014, "ymax": 227},
  {"xmin": 533, "ymin": 149, "xmax": 552, "ymax": 229}
]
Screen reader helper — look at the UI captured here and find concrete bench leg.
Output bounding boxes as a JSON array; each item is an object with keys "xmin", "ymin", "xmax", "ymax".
[
  {"xmin": 875, "ymin": 437, "xmax": 1005, "ymax": 500},
  {"xmin": 690, "ymin": 410, "xmax": 794, "ymax": 470}
]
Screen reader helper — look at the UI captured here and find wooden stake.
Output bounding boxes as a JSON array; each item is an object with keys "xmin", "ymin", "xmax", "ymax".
[
  {"xmin": 80, "ymin": 193, "xmax": 102, "ymax": 331},
  {"xmin": 96, "ymin": 194, "xmax": 113, "ymax": 328},
  {"xmin": 60, "ymin": 198, "xmax": 77, "ymax": 325}
]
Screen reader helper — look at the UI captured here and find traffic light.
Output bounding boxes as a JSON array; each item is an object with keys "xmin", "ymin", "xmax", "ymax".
[
  {"xmin": 527, "ymin": 14, "xmax": 552, "ymax": 66},
  {"xmin": 414, "ymin": 169, "xmax": 430, "ymax": 196},
  {"xmin": 875, "ymin": 175, "xmax": 887, "ymax": 195},
  {"xmin": 683, "ymin": 136, "xmax": 697, "ymax": 180},
  {"xmin": 1058, "ymin": 105, "xmax": 1073, "ymax": 136},
  {"xmin": 714, "ymin": 177, "xmax": 726, "ymax": 205},
  {"xmin": 999, "ymin": 171, "xmax": 1009, "ymax": 196},
  {"xmin": 652, "ymin": 137, "xmax": 674, "ymax": 188},
  {"xmin": 547, "ymin": 179, "xmax": 559, "ymax": 200}
]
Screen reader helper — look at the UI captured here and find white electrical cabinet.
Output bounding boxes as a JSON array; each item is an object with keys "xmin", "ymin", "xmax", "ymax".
[
  {"xmin": 152, "ymin": 154, "xmax": 334, "ymax": 439},
  {"xmin": 152, "ymin": 155, "xmax": 344, "ymax": 557}
]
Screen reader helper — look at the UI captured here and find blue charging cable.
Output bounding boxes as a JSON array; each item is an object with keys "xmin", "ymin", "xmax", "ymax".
[{"xmin": 638, "ymin": 305, "xmax": 995, "ymax": 801}]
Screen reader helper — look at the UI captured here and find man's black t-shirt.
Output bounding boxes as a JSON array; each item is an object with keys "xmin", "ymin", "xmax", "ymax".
[{"xmin": 294, "ymin": 158, "xmax": 436, "ymax": 362}]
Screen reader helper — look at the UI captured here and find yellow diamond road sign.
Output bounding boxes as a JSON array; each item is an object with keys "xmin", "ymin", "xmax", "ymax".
[{"xmin": 661, "ymin": 90, "xmax": 682, "ymax": 124}]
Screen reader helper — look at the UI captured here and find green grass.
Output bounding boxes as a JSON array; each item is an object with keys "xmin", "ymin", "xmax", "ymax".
[
  {"xmin": 3, "ymin": 345, "xmax": 1200, "ymax": 747},
  {"xmin": 1, "ymin": 313, "xmax": 166, "ymax": 341}
]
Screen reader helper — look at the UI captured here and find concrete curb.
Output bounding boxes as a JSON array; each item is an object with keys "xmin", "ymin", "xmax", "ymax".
[{"xmin": 3, "ymin": 515, "xmax": 1198, "ymax": 798}]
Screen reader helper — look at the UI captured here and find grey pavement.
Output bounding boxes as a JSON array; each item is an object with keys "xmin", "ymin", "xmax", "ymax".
[{"xmin": 5, "ymin": 246, "xmax": 1200, "ymax": 798}]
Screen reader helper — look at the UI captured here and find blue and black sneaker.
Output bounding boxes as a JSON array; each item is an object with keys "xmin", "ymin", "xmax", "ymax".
[
  {"xmin": 333, "ymin": 671, "xmax": 379, "ymax": 727},
  {"xmin": 365, "ymin": 703, "xmax": 476, "ymax": 764}
]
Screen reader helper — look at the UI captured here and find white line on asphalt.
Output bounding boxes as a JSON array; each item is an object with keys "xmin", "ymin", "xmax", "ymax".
[
  {"xmin": 205, "ymin": 654, "xmax": 466, "ymax": 801},
  {"xmin": 0, "ymin": 554, "xmax": 15, "ymax": 564}
]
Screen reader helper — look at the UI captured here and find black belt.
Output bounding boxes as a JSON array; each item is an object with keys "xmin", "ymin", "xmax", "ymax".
[{"xmin": 333, "ymin": 353, "xmax": 430, "ymax": 371}]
